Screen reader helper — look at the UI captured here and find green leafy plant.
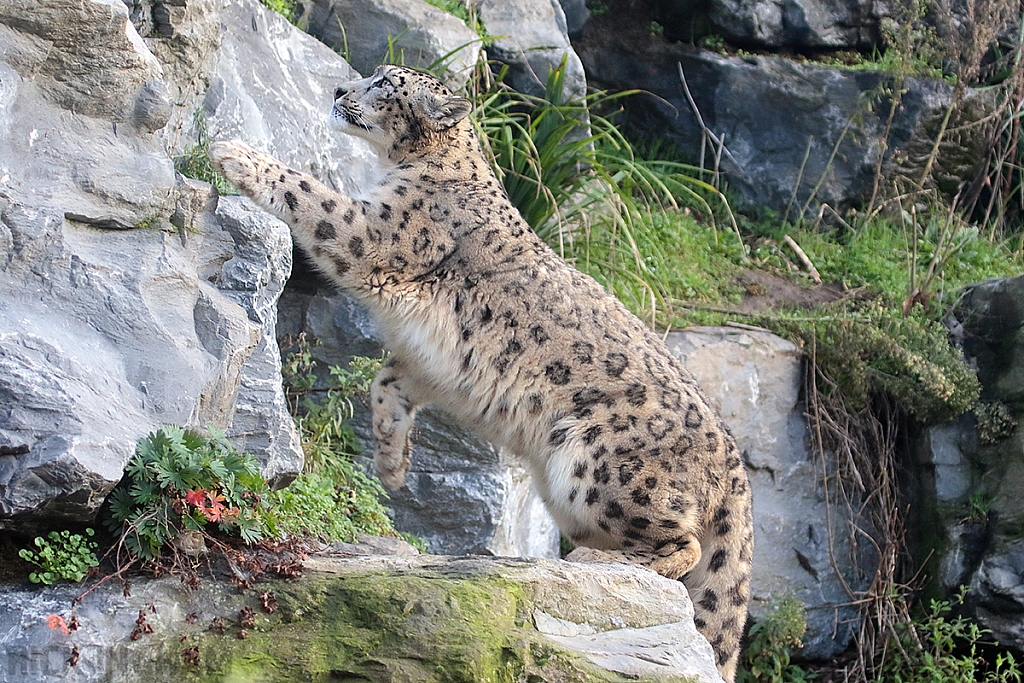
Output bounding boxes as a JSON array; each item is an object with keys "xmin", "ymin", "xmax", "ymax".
[
  {"xmin": 737, "ymin": 598, "xmax": 811, "ymax": 683},
  {"xmin": 476, "ymin": 58, "xmax": 734, "ymax": 241},
  {"xmin": 106, "ymin": 427, "xmax": 271, "ymax": 560},
  {"xmin": 963, "ymin": 490, "xmax": 994, "ymax": 523},
  {"xmin": 259, "ymin": 0, "xmax": 297, "ymax": 24},
  {"xmin": 19, "ymin": 529, "xmax": 99, "ymax": 585},
  {"xmin": 699, "ymin": 33, "xmax": 726, "ymax": 51},
  {"xmin": 272, "ymin": 335, "xmax": 397, "ymax": 543},
  {"xmin": 876, "ymin": 587, "xmax": 1022, "ymax": 683}
]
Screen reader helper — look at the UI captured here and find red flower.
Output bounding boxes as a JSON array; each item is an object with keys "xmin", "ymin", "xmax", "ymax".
[
  {"xmin": 184, "ymin": 489, "xmax": 206, "ymax": 507},
  {"xmin": 197, "ymin": 491, "xmax": 227, "ymax": 521},
  {"xmin": 46, "ymin": 614, "xmax": 70, "ymax": 635}
]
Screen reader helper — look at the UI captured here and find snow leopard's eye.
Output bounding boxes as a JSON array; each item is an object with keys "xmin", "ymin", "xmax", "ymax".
[{"xmin": 369, "ymin": 76, "xmax": 395, "ymax": 99}]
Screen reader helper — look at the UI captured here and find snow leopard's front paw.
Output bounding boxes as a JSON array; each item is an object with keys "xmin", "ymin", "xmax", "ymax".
[{"xmin": 373, "ymin": 440, "xmax": 413, "ymax": 491}]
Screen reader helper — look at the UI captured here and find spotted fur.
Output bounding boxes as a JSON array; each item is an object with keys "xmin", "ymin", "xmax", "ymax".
[{"xmin": 211, "ymin": 65, "xmax": 752, "ymax": 681}]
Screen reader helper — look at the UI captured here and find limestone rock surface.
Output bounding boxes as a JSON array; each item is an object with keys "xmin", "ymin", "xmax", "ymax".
[
  {"xmin": 123, "ymin": 0, "xmax": 230, "ymax": 155},
  {"xmin": 477, "ymin": 0, "xmax": 588, "ymax": 100},
  {"xmin": 300, "ymin": 0, "xmax": 482, "ymax": 90},
  {"xmin": 0, "ymin": 554, "xmax": 723, "ymax": 683},
  {"xmin": 0, "ymin": 0, "xmax": 175, "ymax": 231},
  {"xmin": 668, "ymin": 327, "xmax": 871, "ymax": 659}
]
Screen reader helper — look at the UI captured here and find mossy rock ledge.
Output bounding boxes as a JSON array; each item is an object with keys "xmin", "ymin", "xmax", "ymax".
[{"xmin": 0, "ymin": 553, "xmax": 722, "ymax": 683}]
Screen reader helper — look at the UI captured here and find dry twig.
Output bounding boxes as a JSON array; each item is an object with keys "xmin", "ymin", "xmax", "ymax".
[
  {"xmin": 805, "ymin": 340, "xmax": 917, "ymax": 682},
  {"xmin": 783, "ymin": 234, "xmax": 822, "ymax": 283}
]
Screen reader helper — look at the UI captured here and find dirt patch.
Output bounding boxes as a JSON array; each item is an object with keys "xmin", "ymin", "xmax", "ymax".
[
  {"xmin": 0, "ymin": 532, "xmax": 32, "ymax": 583},
  {"xmin": 733, "ymin": 268, "xmax": 848, "ymax": 314}
]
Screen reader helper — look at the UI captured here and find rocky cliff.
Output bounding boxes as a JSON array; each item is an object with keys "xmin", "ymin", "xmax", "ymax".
[
  {"xmin": 0, "ymin": 549, "xmax": 724, "ymax": 682},
  {"xmin": 1, "ymin": 0, "xmax": 1021, "ymax": 674},
  {"xmin": 914, "ymin": 274, "xmax": 1024, "ymax": 650}
]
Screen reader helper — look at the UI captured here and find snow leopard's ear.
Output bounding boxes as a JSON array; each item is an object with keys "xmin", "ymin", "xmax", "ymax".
[{"xmin": 423, "ymin": 93, "xmax": 472, "ymax": 132}]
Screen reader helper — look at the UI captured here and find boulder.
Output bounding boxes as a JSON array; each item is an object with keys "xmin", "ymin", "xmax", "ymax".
[
  {"xmin": 957, "ymin": 275, "xmax": 1024, "ymax": 404},
  {"xmin": 653, "ymin": 0, "xmax": 882, "ymax": 50},
  {"xmin": 203, "ymin": 0, "xmax": 380, "ymax": 194},
  {"xmin": 0, "ymin": 188, "xmax": 293, "ymax": 527},
  {"xmin": 668, "ymin": 327, "xmax": 871, "ymax": 660},
  {"xmin": 0, "ymin": 0, "xmax": 176, "ymax": 231},
  {"xmin": 0, "ymin": 554, "xmax": 723, "ymax": 683},
  {"xmin": 298, "ymin": 0, "xmax": 482, "ymax": 90},
  {"xmin": 212, "ymin": 196, "xmax": 304, "ymax": 485},
  {"xmin": 476, "ymin": 0, "xmax": 588, "ymax": 100},
  {"xmin": 911, "ymin": 274, "xmax": 1024, "ymax": 651},
  {"xmin": 575, "ymin": 13, "xmax": 981, "ymax": 216},
  {"xmin": 122, "ymin": 0, "xmax": 230, "ymax": 156},
  {"xmin": 559, "ymin": 0, "xmax": 592, "ymax": 37},
  {"xmin": 0, "ymin": 0, "xmax": 392, "ymax": 528}
]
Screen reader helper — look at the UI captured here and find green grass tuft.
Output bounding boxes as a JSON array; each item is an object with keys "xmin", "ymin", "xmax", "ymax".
[
  {"xmin": 274, "ymin": 336, "xmax": 401, "ymax": 544},
  {"xmin": 174, "ymin": 110, "xmax": 236, "ymax": 196}
]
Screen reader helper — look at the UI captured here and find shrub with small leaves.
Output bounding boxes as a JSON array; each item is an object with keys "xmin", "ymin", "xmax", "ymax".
[
  {"xmin": 975, "ymin": 401, "xmax": 1017, "ymax": 445},
  {"xmin": 272, "ymin": 338, "xmax": 397, "ymax": 542},
  {"xmin": 106, "ymin": 427, "xmax": 271, "ymax": 560},
  {"xmin": 19, "ymin": 529, "xmax": 99, "ymax": 585},
  {"xmin": 737, "ymin": 598, "xmax": 811, "ymax": 683},
  {"xmin": 879, "ymin": 587, "xmax": 1022, "ymax": 683},
  {"xmin": 768, "ymin": 304, "xmax": 980, "ymax": 424}
]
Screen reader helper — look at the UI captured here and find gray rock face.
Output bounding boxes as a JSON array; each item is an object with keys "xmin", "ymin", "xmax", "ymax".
[
  {"xmin": 276, "ymin": 287, "xmax": 561, "ymax": 558},
  {"xmin": 0, "ymin": 0, "xmax": 349, "ymax": 528},
  {"xmin": 0, "ymin": 191, "xmax": 281, "ymax": 526},
  {"xmin": 0, "ymin": 0, "xmax": 176, "ymax": 232},
  {"xmin": 913, "ymin": 274, "xmax": 1024, "ymax": 651},
  {"xmin": 123, "ymin": 0, "xmax": 229, "ymax": 155},
  {"xmin": 477, "ymin": 0, "xmax": 588, "ymax": 100},
  {"xmin": 958, "ymin": 275, "xmax": 1024, "ymax": 403},
  {"xmin": 212, "ymin": 197, "xmax": 303, "ymax": 486},
  {"xmin": 558, "ymin": 0, "xmax": 591, "ymax": 37},
  {"xmin": 655, "ymin": 0, "xmax": 882, "ymax": 50},
  {"xmin": 0, "ymin": 554, "xmax": 722, "ymax": 683},
  {"xmin": 576, "ymin": 27, "xmax": 971, "ymax": 216},
  {"xmin": 668, "ymin": 327, "xmax": 870, "ymax": 660},
  {"xmin": 204, "ymin": 0, "xmax": 380, "ymax": 195},
  {"xmin": 971, "ymin": 539, "xmax": 1024, "ymax": 647},
  {"xmin": 300, "ymin": 0, "xmax": 482, "ymax": 90},
  {"xmin": 0, "ymin": 0, "xmax": 165, "ymax": 123}
]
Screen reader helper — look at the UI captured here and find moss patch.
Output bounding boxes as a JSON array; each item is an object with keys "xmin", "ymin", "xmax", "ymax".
[{"xmin": 178, "ymin": 569, "xmax": 639, "ymax": 683}]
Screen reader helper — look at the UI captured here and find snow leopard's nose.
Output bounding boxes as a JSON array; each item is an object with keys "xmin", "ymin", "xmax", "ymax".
[{"xmin": 334, "ymin": 86, "xmax": 345, "ymax": 100}]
